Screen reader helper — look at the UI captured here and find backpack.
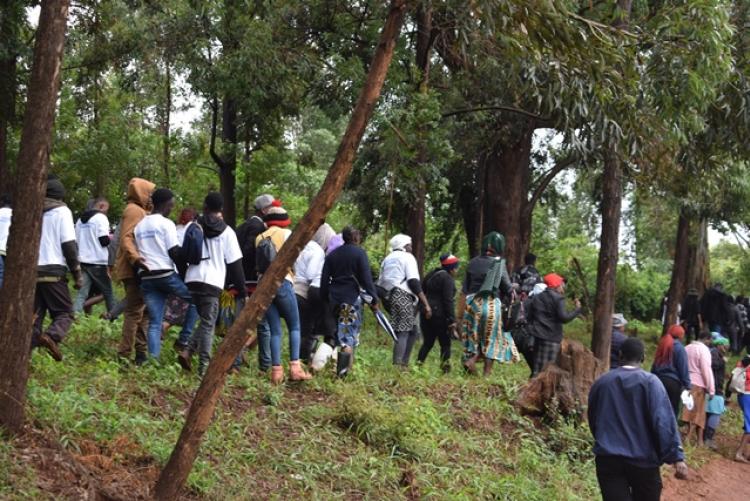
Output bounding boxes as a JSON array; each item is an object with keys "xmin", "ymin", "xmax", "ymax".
[
  {"xmin": 517, "ymin": 265, "xmax": 542, "ymax": 294},
  {"xmin": 729, "ymin": 366, "xmax": 748, "ymax": 394},
  {"xmin": 182, "ymin": 222, "xmax": 205, "ymax": 266},
  {"xmin": 255, "ymin": 235, "xmax": 277, "ymax": 274}
]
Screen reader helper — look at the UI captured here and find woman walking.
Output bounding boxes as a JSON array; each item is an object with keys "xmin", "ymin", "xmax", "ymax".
[
  {"xmin": 459, "ymin": 232, "xmax": 519, "ymax": 376},
  {"xmin": 651, "ymin": 324, "xmax": 692, "ymax": 418},
  {"xmin": 378, "ymin": 234, "xmax": 432, "ymax": 367},
  {"xmin": 417, "ymin": 254, "xmax": 459, "ymax": 372}
]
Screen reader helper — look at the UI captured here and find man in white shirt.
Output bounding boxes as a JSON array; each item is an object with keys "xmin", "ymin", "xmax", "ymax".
[
  {"xmin": 32, "ymin": 176, "xmax": 83, "ymax": 361},
  {"xmin": 0, "ymin": 193, "xmax": 11, "ymax": 290},
  {"xmin": 177, "ymin": 193, "xmax": 246, "ymax": 376},
  {"xmin": 134, "ymin": 188, "xmax": 197, "ymax": 360},
  {"xmin": 73, "ymin": 197, "xmax": 115, "ymax": 314}
]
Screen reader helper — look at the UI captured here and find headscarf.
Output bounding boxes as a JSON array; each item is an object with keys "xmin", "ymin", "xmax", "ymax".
[
  {"xmin": 530, "ymin": 282, "xmax": 547, "ymax": 296},
  {"xmin": 481, "ymin": 231, "xmax": 505, "ymax": 255},
  {"xmin": 389, "ymin": 234, "xmax": 412, "ymax": 252},
  {"xmin": 654, "ymin": 324, "xmax": 685, "ymax": 366},
  {"xmin": 327, "ymin": 234, "xmax": 344, "ymax": 255},
  {"xmin": 313, "ymin": 223, "xmax": 335, "ymax": 252}
]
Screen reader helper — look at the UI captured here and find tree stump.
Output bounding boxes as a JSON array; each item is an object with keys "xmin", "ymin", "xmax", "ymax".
[{"xmin": 516, "ymin": 339, "xmax": 605, "ymax": 418}]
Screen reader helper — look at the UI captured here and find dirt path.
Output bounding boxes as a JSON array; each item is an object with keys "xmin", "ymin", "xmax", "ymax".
[{"xmin": 662, "ymin": 454, "xmax": 750, "ymax": 500}]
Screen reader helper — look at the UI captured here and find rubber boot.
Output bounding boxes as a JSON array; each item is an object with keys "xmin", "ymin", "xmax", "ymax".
[
  {"xmin": 270, "ymin": 365, "xmax": 284, "ymax": 385},
  {"xmin": 289, "ymin": 360, "xmax": 312, "ymax": 381},
  {"xmin": 337, "ymin": 348, "xmax": 352, "ymax": 378}
]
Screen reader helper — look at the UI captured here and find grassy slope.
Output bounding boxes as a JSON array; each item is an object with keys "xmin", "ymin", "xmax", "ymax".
[{"xmin": 0, "ymin": 313, "xmax": 743, "ymax": 500}]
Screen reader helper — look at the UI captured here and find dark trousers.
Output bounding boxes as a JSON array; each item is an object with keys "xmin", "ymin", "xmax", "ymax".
[
  {"xmin": 657, "ymin": 375, "xmax": 682, "ymax": 419},
  {"xmin": 32, "ymin": 278, "xmax": 74, "ymax": 346},
  {"xmin": 417, "ymin": 316, "xmax": 451, "ymax": 366},
  {"xmin": 595, "ymin": 456, "xmax": 662, "ymax": 501},
  {"xmin": 74, "ymin": 264, "xmax": 116, "ymax": 313},
  {"xmin": 297, "ymin": 287, "xmax": 335, "ymax": 362}
]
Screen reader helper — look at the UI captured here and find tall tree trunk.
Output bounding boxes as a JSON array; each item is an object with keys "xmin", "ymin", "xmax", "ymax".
[
  {"xmin": 590, "ymin": 153, "xmax": 624, "ymax": 366},
  {"xmin": 153, "ymin": 2, "xmax": 407, "ymax": 497},
  {"xmin": 0, "ymin": 0, "xmax": 70, "ymax": 434},
  {"xmin": 162, "ymin": 62, "xmax": 171, "ymax": 185},
  {"xmin": 0, "ymin": 1, "xmax": 23, "ymax": 195},
  {"xmin": 687, "ymin": 217, "xmax": 709, "ymax": 294},
  {"xmin": 219, "ymin": 97, "xmax": 237, "ymax": 227},
  {"xmin": 590, "ymin": 0, "xmax": 631, "ymax": 367},
  {"xmin": 664, "ymin": 208, "xmax": 691, "ymax": 330},
  {"xmin": 405, "ymin": 1, "xmax": 432, "ymax": 273},
  {"xmin": 483, "ymin": 124, "xmax": 534, "ymax": 270}
]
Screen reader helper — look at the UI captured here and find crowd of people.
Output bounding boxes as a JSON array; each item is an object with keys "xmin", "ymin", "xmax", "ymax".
[{"xmin": 1, "ymin": 174, "xmax": 749, "ymax": 501}]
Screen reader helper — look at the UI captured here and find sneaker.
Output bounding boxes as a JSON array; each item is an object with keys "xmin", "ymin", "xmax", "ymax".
[
  {"xmin": 177, "ymin": 350, "xmax": 192, "ymax": 371},
  {"xmin": 38, "ymin": 334, "xmax": 63, "ymax": 362},
  {"xmin": 134, "ymin": 351, "xmax": 148, "ymax": 366}
]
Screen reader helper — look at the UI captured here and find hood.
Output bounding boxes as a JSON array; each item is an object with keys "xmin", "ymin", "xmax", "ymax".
[
  {"xmin": 127, "ymin": 178, "xmax": 155, "ymax": 208},
  {"xmin": 80, "ymin": 209, "xmax": 100, "ymax": 223},
  {"xmin": 199, "ymin": 213, "xmax": 227, "ymax": 238},
  {"xmin": 313, "ymin": 223, "xmax": 335, "ymax": 251}
]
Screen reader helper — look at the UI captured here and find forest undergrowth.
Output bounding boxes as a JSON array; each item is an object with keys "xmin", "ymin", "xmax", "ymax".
[{"xmin": 0, "ymin": 313, "xmax": 743, "ymax": 500}]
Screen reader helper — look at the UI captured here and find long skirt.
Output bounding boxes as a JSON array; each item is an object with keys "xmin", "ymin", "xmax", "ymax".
[
  {"xmin": 461, "ymin": 294, "xmax": 518, "ymax": 363},
  {"xmin": 681, "ymin": 387, "xmax": 707, "ymax": 428}
]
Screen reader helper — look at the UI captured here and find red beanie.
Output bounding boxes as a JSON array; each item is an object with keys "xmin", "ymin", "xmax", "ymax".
[{"xmin": 543, "ymin": 273, "xmax": 564, "ymax": 288}]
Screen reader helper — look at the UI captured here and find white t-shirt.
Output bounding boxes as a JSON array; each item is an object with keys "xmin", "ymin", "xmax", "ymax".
[
  {"xmin": 176, "ymin": 222, "xmax": 192, "ymax": 244},
  {"xmin": 293, "ymin": 240, "xmax": 325, "ymax": 297},
  {"xmin": 185, "ymin": 226, "xmax": 242, "ymax": 290},
  {"xmin": 76, "ymin": 212, "xmax": 110, "ymax": 265},
  {"xmin": 134, "ymin": 214, "xmax": 180, "ymax": 271},
  {"xmin": 38, "ymin": 206, "xmax": 76, "ymax": 267},
  {"xmin": 0, "ymin": 207, "xmax": 11, "ymax": 254},
  {"xmin": 377, "ymin": 250, "xmax": 420, "ymax": 295}
]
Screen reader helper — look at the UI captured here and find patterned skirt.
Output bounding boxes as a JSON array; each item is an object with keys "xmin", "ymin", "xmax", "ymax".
[
  {"xmin": 384, "ymin": 287, "xmax": 418, "ymax": 332},
  {"xmin": 462, "ymin": 294, "xmax": 519, "ymax": 363}
]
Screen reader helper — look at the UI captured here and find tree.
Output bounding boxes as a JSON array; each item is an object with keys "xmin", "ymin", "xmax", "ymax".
[
  {"xmin": 0, "ymin": 0, "xmax": 71, "ymax": 434},
  {"xmin": 153, "ymin": 1, "xmax": 407, "ymax": 498}
]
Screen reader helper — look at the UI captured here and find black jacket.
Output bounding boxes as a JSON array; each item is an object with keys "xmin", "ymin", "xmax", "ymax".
[
  {"xmin": 235, "ymin": 215, "xmax": 266, "ymax": 285},
  {"xmin": 422, "ymin": 268, "xmax": 456, "ymax": 324},
  {"xmin": 526, "ymin": 289, "xmax": 580, "ymax": 343}
]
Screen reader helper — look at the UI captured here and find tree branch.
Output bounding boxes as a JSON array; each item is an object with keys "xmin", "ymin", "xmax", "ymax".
[
  {"xmin": 442, "ymin": 105, "xmax": 551, "ymax": 125},
  {"xmin": 526, "ymin": 154, "xmax": 578, "ymax": 214},
  {"xmin": 208, "ymin": 95, "xmax": 225, "ymax": 170}
]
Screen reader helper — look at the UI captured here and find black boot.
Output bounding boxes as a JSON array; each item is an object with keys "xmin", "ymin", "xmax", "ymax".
[{"xmin": 337, "ymin": 349, "xmax": 352, "ymax": 378}]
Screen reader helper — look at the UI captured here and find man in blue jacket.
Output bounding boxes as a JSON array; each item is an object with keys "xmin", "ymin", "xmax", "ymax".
[{"xmin": 588, "ymin": 338, "xmax": 688, "ymax": 501}]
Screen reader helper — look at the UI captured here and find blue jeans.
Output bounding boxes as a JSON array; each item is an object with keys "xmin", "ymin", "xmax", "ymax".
[
  {"xmin": 140, "ymin": 273, "xmax": 197, "ymax": 357},
  {"xmin": 264, "ymin": 280, "xmax": 301, "ymax": 365}
]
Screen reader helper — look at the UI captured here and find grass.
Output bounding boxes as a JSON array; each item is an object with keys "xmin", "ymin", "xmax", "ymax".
[{"xmin": 0, "ymin": 309, "xmax": 742, "ymax": 499}]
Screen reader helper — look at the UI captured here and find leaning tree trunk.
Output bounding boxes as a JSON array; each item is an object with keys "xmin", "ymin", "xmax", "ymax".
[
  {"xmin": 153, "ymin": 2, "xmax": 407, "ymax": 498},
  {"xmin": 0, "ymin": 0, "xmax": 70, "ymax": 434},
  {"xmin": 664, "ymin": 208, "xmax": 690, "ymax": 331},
  {"xmin": 483, "ymin": 124, "xmax": 534, "ymax": 270},
  {"xmin": 590, "ymin": 152, "xmax": 623, "ymax": 367}
]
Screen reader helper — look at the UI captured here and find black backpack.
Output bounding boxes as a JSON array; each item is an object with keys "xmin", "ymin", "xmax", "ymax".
[
  {"xmin": 182, "ymin": 222, "xmax": 205, "ymax": 266},
  {"xmin": 255, "ymin": 235, "xmax": 277, "ymax": 274}
]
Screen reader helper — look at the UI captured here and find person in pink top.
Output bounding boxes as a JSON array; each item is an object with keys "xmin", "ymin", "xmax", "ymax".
[{"xmin": 681, "ymin": 330, "xmax": 715, "ymax": 447}]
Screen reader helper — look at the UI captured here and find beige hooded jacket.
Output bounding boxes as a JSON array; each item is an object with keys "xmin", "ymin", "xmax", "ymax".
[{"xmin": 114, "ymin": 178, "xmax": 155, "ymax": 281}]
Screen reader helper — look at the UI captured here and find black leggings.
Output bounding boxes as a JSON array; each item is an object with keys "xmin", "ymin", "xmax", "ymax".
[
  {"xmin": 417, "ymin": 317, "xmax": 451, "ymax": 365},
  {"xmin": 658, "ymin": 375, "xmax": 683, "ymax": 419}
]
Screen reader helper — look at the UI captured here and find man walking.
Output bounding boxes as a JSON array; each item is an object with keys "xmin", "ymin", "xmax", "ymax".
[
  {"xmin": 178, "ymin": 193, "xmax": 246, "ymax": 376},
  {"xmin": 114, "ymin": 177, "xmax": 155, "ymax": 364},
  {"xmin": 73, "ymin": 197, "xmax": 115, "ymax": 314},
  {"xmin": 588, "ymin": 338, "xmax": 688, "ymax": 501},
  {"xmin": 32, "ymin": 176, "xmax": 83, "ymax": 361},
  {"xmin": 134, "ymin": 188, "xmax": 197, "ymax": 360}
]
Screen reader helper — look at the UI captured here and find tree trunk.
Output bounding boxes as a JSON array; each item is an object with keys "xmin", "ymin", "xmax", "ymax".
[
  {"xmin": 664, "ymin": 208, "xmax": 690, "ymax": 331},
  {"xmin": 0, "ymin": 0, "xmax": 70, "ymax": 434},
  {"xmin": 406, "ymin": 179, "xmax": 426, "ymax": 273},
  {"xmin": 687, "ymin": 217, "xmax": 709, "ymax": 294},
  {"xmin": 153, "ymin": 2, "xmax": 407, "ymax": 498},
  {"xmin": 483, "ymin": 124, "xmax": 534, "ymax": 270},
  {"xmin": 0, "ymin": 1, "xmax": 23, "ymax": 195},
  {"xmin": 161, "ymin": 62, "xmax": 171, "ymax": 185},
  {"xmin": 590, "ymin": 0, "xmax": 631, "ymax": 367},
  {"xmin": 219, "ymin": 97, "xmax": 237, "ymax": 227},
  {"xmin": 590, "ymin": 153, "xmax": 623, "ymax": 367}
]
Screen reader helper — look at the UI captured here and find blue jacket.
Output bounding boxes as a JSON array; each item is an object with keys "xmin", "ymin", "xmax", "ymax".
[
  {"xmin": 610, "ymin": 329, "xmax": 628, "ymax": 369},
  {"xmin": 588, "ymin": 367, "xmax": 685, "ymax": 468},
  {"xmin": 320, "ymin": 244, "xmax": 379, "ymax": 306},
  {"xmin": 651, "ymin": 339, "xmax": 691, "ymax": 390}
]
